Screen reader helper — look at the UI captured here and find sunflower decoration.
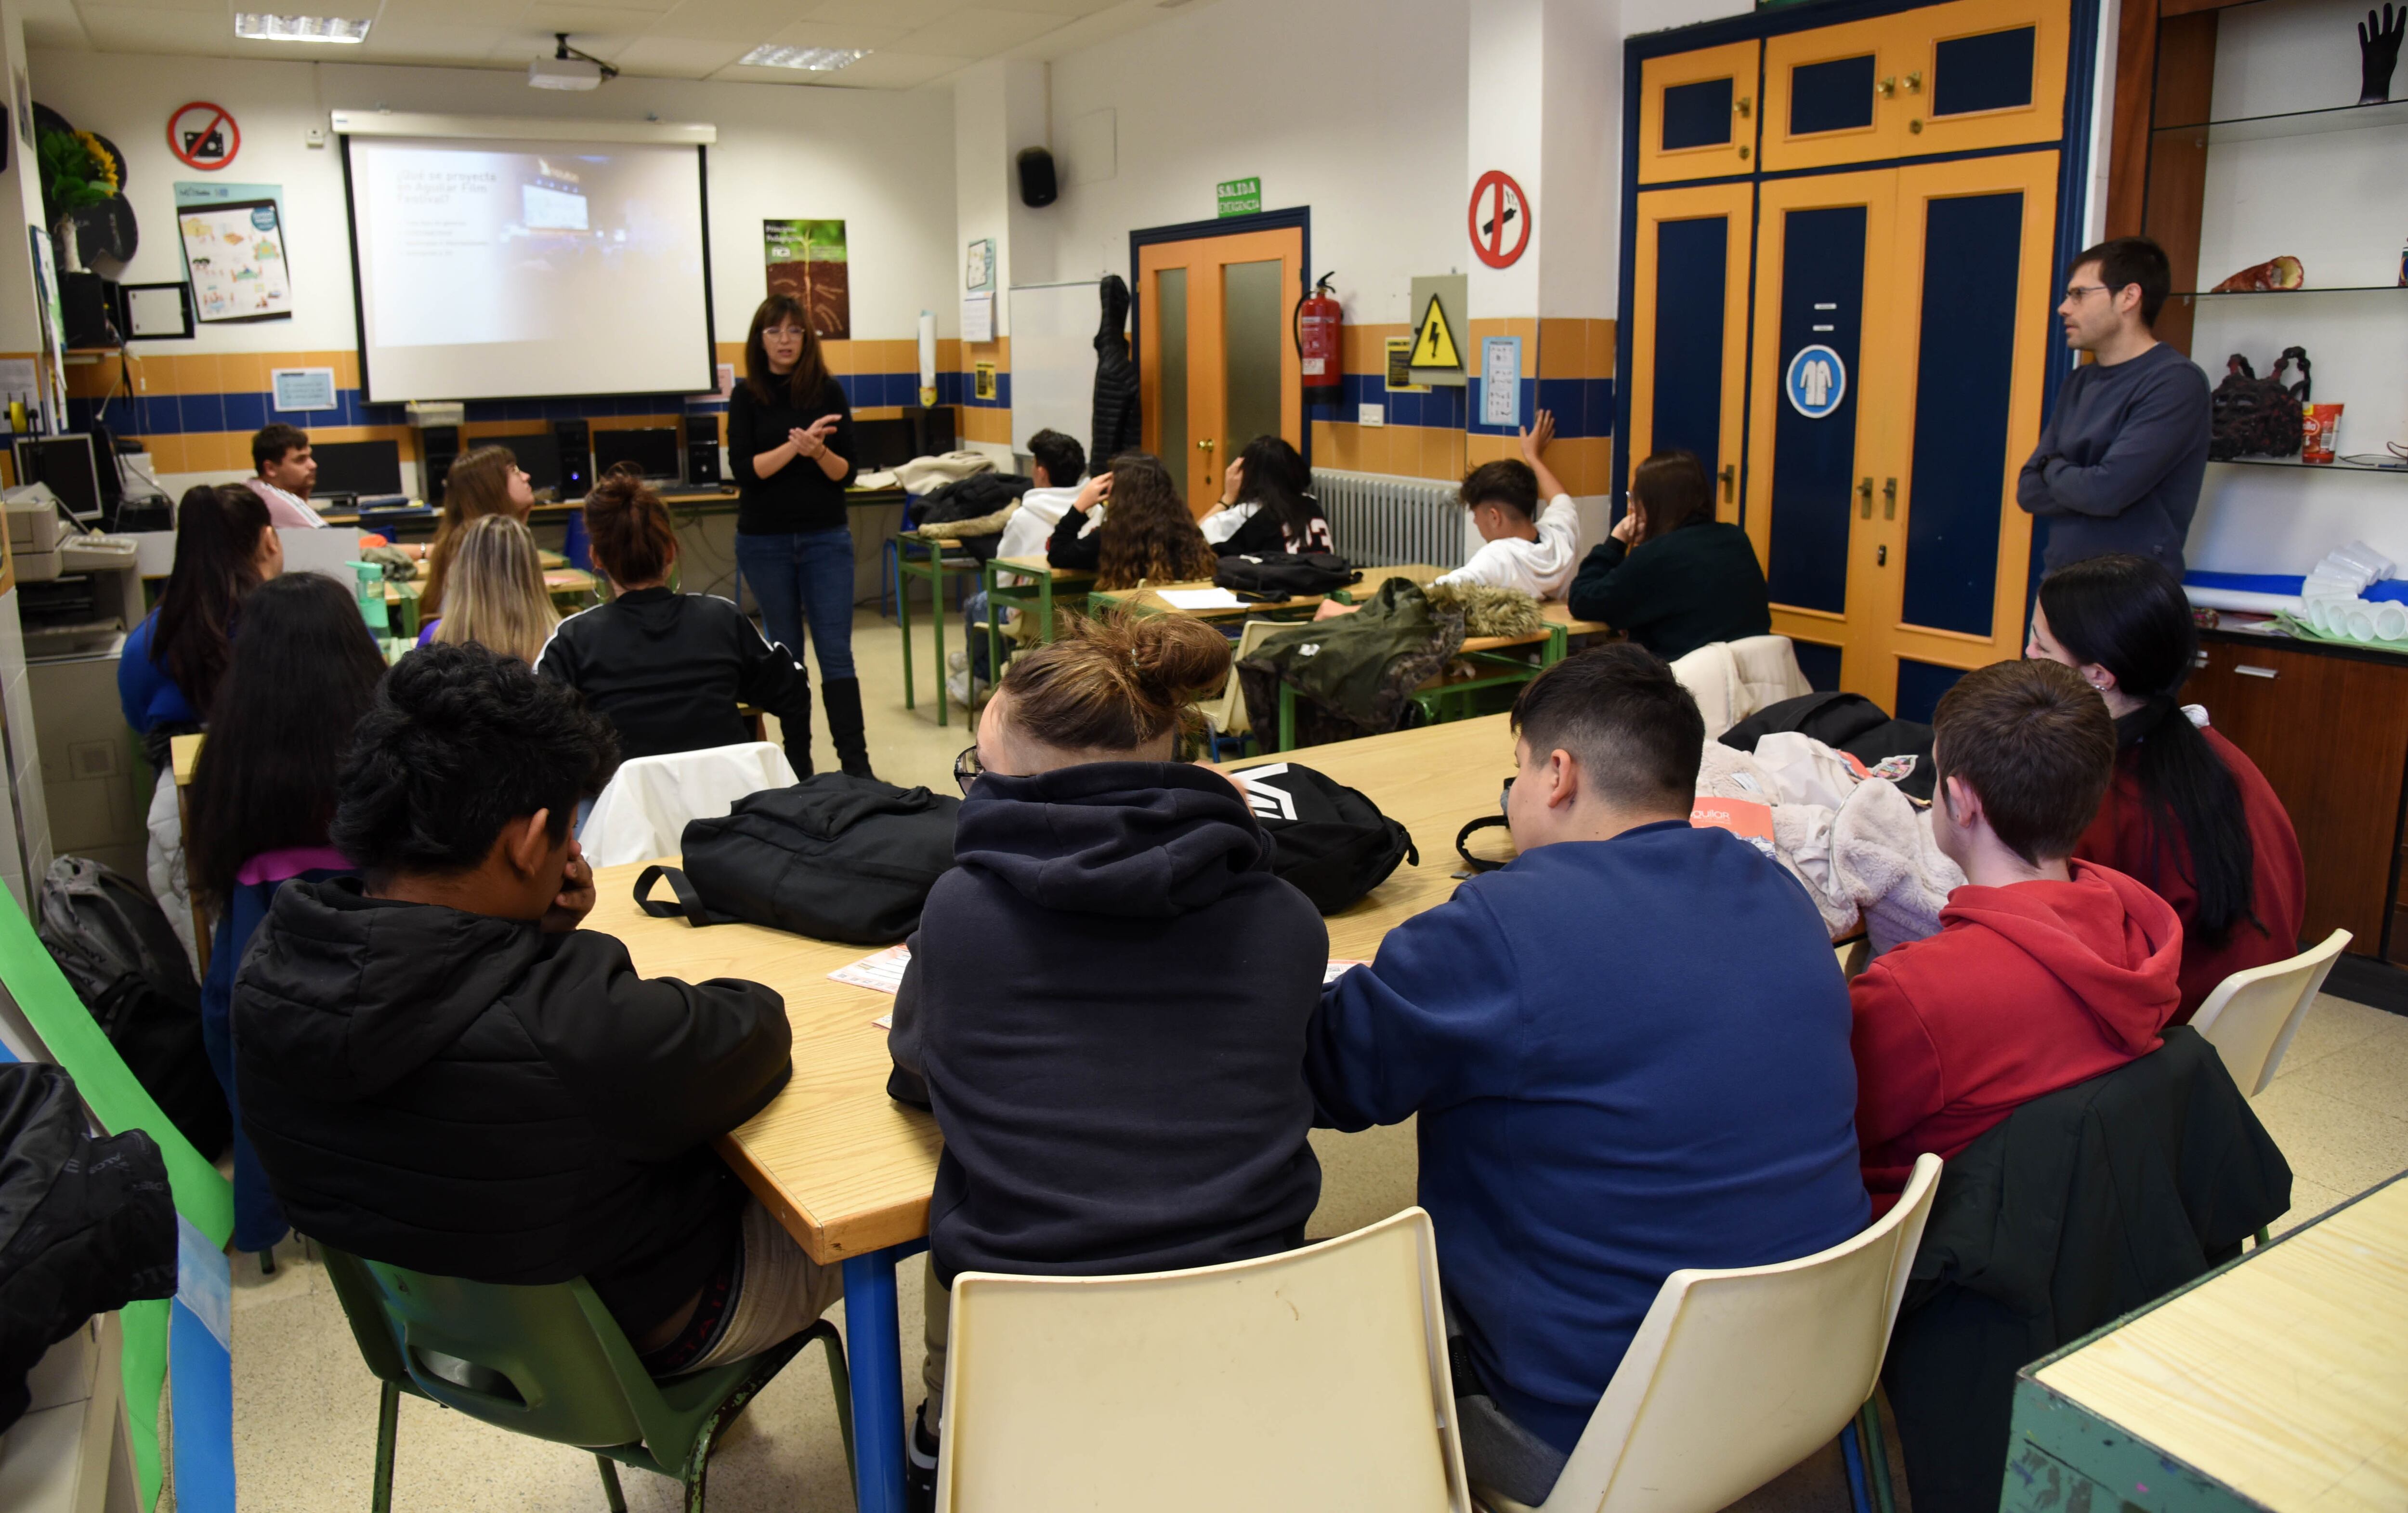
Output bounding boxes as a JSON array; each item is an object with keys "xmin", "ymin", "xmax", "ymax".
[
  {"xmin": 32, "ymin": 104, "xmax": 136, "ymax": 275},
  {"xmin": 37, "ymin": 126, "xmax": 114, "ymax": 213}
]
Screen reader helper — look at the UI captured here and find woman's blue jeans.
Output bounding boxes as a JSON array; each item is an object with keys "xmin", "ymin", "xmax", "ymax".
[{"xmin": 735, "ymin": 527, "xmax": 857, "ymax": 681}]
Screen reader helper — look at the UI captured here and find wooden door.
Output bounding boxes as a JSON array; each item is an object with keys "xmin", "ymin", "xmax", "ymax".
[
  {"xmin": 1761, "ymin": 0, "xmax": 2069, "ymax": 172},
  {"xmin": 1628, "ymin": 183, "xmax": 1754, "ymax": 525},
  {"xmin": 1636, "ymin": 40, "xmax": 1762, "ymax": 184},
  {"xmin": 1137, "ymin": 227, "xmax": 1304, "ymax": 513}
]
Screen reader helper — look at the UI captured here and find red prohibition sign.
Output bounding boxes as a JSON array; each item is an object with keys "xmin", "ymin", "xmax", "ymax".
[
  {"xmin": 1468, "ymin": 170, "xmax": 1530, "ymax": 269},
  {"xmin": 168, "ymin": 102, "xmax": 240, "ymax": 171}
]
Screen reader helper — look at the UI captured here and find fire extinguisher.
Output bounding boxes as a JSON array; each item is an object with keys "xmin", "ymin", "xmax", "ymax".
[{"xmin": 1293, "ymin": 271, "xmax": 1343, "ymax": 410}]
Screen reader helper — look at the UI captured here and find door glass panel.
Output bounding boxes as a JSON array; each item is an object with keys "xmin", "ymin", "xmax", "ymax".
[
  {"xmin": 1652, "ymin": 216, "xmax": 1730, "ymax": 485},
  {"xmin": 1789, "ymin": 55, "xmax": 1877, "ymax": 135},
  {"xmin": 1895, "ymin": 659, "xmax": 1969, "ymax": 724},
  {"xmin": 1662, "ymin": 78, "xmax": 1735, "ymax": 150},
  {"xmin": 1765, "ymin": 204, "xmax": 1865, "ymax": 616},
  {"xmin": 1901, "ymin": 191, "xmax": 2023, "ymax": 636},
  {"xmin": 1153, "ymin": 266, "xmax": 1187, "ymax": 467},
  {"xmin": 1793, "ymin": 641, "xmax": 1843, "ymax": 693},
  {"xmin": 1934, "ymin": 28, "xmax": 2036, "ymax": 115},
  {"xmin": 1222, "ymin": 258, "xmax": 1283, "ymax": 462}
]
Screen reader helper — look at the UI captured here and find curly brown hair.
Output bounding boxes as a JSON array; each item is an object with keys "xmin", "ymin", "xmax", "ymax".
[{"xmin": 1095, "ymin": 452, "xmax": 1216, "ymax": 590}]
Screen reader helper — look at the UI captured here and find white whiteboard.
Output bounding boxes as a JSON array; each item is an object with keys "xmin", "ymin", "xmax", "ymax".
[{"xmin": 1008, "ymin": 280, "xmax": 1101, "ymax": 460}]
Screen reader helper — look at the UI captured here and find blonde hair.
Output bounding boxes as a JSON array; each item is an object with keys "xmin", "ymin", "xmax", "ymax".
[
  {"xmin": 998, "ymin": 610, "xmax": 1230, "ymax": 752},
  {"xmin": 423, "ymin": 445, "xmax": 527, "ymax": 615},
  {"xmin": 433, "ymin": 514, "xmax": 558, "ymax": 665}
]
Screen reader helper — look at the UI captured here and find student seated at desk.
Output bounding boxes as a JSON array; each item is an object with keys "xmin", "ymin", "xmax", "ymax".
[
  {"xmin": 535, "ymin": 466, "xmax": 817, "ymax": 776},
  {"xmin": 120, "ymin": 484, "xmax": 284, "ymax": 970},
  {"xmin": 1304, "ymin": 645, "xmax": 1868, "ymax": 1507},
  {"xmin": 1045, "ymin": 452, "xmax": 1217, "ymax": 590},
  {"xmin": 420, "ymin": 445, "xmax": 536, "ymax": 619},
  {"xmin": 420, "ymin": 514, "xmax": 558, "ymax": 663},
  {"xmin": 1434, "ymin": 410, "xmax": 1580, "ymax": 598},
  {"xmin": 961, "ymin": 428, "xmax": 1087, "ymax": 691},
  {"xmin": 189, "ymin": 572, "xmax": 386, "ymax": 1260},
  {"xmin": 245, "ymin": 423, "xmax": 328, "ymax": 528},
  {"xmin": 888, "ymin": 611, "xmax": 1326, "ymax": 1500},
  {"xmin": 234, "ymin": 643, "xmax": 838, "ymax": 1374},
  {"xmin": 1566, "ymin": 449, "xmax": 1772, "ymax": 661},
  {"xmin": 1850, "ymin": 658, "xmax": 2181, "ymax": 1216},
  {"xmin": 1201, "ymin": 434, "xmax": 1333, "ymax": 555}
]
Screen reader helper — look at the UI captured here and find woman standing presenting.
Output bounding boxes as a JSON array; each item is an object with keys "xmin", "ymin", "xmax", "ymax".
[{"xmin": 727, "ymin": 294, "xmax": 871, "ymax": 777}]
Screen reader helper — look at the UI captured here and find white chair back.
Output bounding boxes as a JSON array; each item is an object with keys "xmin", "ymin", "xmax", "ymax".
[
  {"xmin": 1495, "ymin": 1153, "xmax": 1942, "ymax": 1513},
  {"xmin": 1668, "ymin": 635, "xmax": 1810, "ymax": 738},
  {"xmin": 937, "ymin": 1208, "xmax": 1470, "ymax": 1513},
  {"xmin": 2189, "ymin": 929, "xmax": 2351, "ymax": 1097},
  {"xmin": 576, "ymin": 741, "xmax": 797, "ymax": 868}
]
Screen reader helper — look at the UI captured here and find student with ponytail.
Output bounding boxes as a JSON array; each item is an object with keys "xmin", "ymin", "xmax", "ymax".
[
  {"xmin": 534, "ymin": 465, "xmax": 819, "ymax": 777},
  {"xmin": 886, "ymin": 610, "xmax": 1326, "ymax": 1501},
  {"xmin": 2029, "ymin": 553, "xmax": 2305, "ymax": 1017}
]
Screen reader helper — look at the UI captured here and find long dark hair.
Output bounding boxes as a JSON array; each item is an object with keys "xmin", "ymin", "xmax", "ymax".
[
  {"xmin": 154, "ymin": 484, "xmax": 271, "ymax": 717},
  {"xmin": 1097, "ymin": 453, "xmax": 1216, "ymax": 591},
  {"xmin": 1631, "ymin": 450, "xmax": 1714, "ymax": 544},
  {"xmin": 744, "ymin": 293, "xmax": 833, "ymax": 411},
  {"xmin": 2039, "ymin": 553, "xmax": 2257, "ymax": 946},
  {"xmin": 188, "ymin": 573, "xmax": 388, "ymax": 905},
  {"xmin": 1231, "ymin": 434, "xmax": 1319, "ymax": 544}
]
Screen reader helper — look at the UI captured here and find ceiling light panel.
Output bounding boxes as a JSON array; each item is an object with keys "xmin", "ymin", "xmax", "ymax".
[
  {"xmin": 737, "ymin": 44, "xmax": 869, "ymax": 69},
  {"xmin": 234, "ymin": 12, "xmax": 373, "ymax": 41}
]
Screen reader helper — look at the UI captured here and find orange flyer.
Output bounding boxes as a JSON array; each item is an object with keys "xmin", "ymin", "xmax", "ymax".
[{"xmin": 1690, "ymin": 797, "xmax": 1777, "ymax": 856}]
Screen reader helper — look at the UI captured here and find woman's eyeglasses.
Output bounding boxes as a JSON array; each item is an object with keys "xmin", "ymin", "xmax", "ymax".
[{"xmin": 954, "ymin": 745, "xmax": 984, "ymax": 794}]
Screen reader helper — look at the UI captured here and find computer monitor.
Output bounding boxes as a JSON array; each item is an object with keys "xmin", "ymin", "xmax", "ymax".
[
  {"xmin": 853, "ymin": 418, "xmax": 916, "ymax": 472},
  {"xmin": 13, "ymin": 435, "xmax": 103, "ymax": 521},
  {"xmin": 594, "ymin": 427, "xmax": 682, "ymax": 485},
  {"xmin": 309, "ymin": 438, "xmax": 405, "ymax": 499}
]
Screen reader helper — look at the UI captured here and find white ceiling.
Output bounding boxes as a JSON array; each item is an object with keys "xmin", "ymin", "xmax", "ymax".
[{"xmin": 19, "ymin": 0, "xmax": 1199, "ymax": 88}]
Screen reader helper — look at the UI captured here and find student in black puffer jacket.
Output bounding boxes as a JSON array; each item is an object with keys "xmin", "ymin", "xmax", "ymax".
[{"xmin": 887, "ymin": 609, "xmax": 1326, "ymax": 1499}]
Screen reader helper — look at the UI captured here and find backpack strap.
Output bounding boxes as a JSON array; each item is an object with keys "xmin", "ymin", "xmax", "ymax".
[
  {"xmin": 632, "ymin": 865, "xmax": 735, "ymax": 927},
  {"xmin": 1454, "ymin": 815, "xmax": 1510, "ymax": 874}
]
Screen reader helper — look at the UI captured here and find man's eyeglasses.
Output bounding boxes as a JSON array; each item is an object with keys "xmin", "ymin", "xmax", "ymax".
[{"xmin": 2061, "ymin": 283, "xmax": 2112, "ymax": 303}]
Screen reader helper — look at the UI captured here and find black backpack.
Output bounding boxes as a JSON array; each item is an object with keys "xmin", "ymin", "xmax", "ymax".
[
  {"xmin": 1228, "ymin": 762, "xmax": 1417, "ymax": 913},
  {"xmin": 34, "ymin": 857, "xmax": 230, "ymax": 1161},
  {"xmin": 634, "ymin": 774, "xmax": 961, "ymax": 945},
  {"xmin": 1214, "ymin": 552, "xmax": 1357, "ymax": 599}
]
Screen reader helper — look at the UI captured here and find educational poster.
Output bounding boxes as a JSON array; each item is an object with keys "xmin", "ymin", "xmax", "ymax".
[
  {"xmin": 762, "ymin": 218, "xmax": 849, "ymax": 340},
  {"xmin": 174, "ymin": 181, "xmax": 291, "ymax": 323}
]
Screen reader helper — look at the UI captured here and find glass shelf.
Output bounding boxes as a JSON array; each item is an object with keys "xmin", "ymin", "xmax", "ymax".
[
  {"xmin": 2175, "ymin": 285, "xmax": 2408, "ymax": 299},
  {"xmin": 2210, "ymin": 455, "xmax": 2408, "ymax": 474},
  {"xmin": 2152, "ymin": 97, "xmax": 2408, "ymax": 145}
]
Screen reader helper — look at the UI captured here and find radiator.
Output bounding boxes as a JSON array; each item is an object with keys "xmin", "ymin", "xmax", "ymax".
[{"xmin": 1312, "ymin": 469, "xmax": 1469, "ymax": 570}]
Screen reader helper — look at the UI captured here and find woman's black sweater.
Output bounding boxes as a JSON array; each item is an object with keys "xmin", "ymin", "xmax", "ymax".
[
  {"xmin": 1567, "ymin": 519, "xmax": 1773, "ymax": 662},
  {"xmin": 726, "ymin": 375, "xmax": 857, "ymax": 536},
  {"xmin": 1046, "ymin": 506, "xmax": 1103, "ymax": 571}
]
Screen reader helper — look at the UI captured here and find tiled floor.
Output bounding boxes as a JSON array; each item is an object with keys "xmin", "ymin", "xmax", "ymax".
[{"xmin": 212, "ymin": 610, "xmax": 2408, "ymax": 1511}]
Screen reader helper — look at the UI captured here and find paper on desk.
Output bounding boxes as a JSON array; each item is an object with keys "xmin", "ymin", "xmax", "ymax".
[
  {"xmin": 1324, "ymin": 960, "xmax": 1367, "ymax": 984},
  {"xmin": 832, "ymin": 944, "xmax": 912, "ymax": 1000},
  {"xmin": 1158, "ymin": 588, "xmax": 1246, "ymax": 610}
]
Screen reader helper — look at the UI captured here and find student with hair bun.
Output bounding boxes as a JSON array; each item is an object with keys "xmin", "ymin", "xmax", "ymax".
[
  {"xmin": 887, "ymin": 610, "xmax": 1327, "ymax": 1499},
  {"xmin": 534, "ymin": 465, "xmax": 821, "ymax": 776}
]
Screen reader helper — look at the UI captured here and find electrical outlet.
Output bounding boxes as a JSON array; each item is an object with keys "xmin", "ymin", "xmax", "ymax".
[
  {"xmin": 305, "ymin": 127, "xmax": 326, "ymax": 148},
  {"xmin": 1358, "ymin": 403, "xmax": 1385, "ymax": 428}
]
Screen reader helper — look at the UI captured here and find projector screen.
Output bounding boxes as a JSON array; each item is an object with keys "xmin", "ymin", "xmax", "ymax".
[{"xmin": 342, "ymin": 134, "xmax": 715, "ymax": 403}]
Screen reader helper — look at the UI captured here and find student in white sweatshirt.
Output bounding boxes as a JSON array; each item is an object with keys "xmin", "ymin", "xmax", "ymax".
[
  {"xmin": 1434, "ymin": 410, "xmax": 1581, "ymax": 598},
  {"xmin": 959, "ymin": 429, "xmax": 1090, "ymax": 697}
]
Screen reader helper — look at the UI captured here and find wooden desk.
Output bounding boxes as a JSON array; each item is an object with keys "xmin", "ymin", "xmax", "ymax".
[
  {"xmin": 586, "ymin": 712, "xmax": 1514, "ymax": 1513},
  {"xmin": 2006, "ymin": 1170, "xmax": 2408, "ymax": 1513},
  {"xmin": 169, "ymin": 735, "xmax": 208, "ymax": 973},
  {"xmin": 979, "ymin": 554, "xmax": 1097, "ymax": 680},
  {"xmin": 1089, "ymin": 562, "xmax": 1447, "ymax": 622}
]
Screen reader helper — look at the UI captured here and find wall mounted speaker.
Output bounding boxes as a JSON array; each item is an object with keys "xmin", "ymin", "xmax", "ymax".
[
  {"xmin": 554, "ymin": 418, "xmax": 592, "ymax": 498},
  {"xmin": 1016, "ymin": 146, "xmax": 1057, "ymax": 208}
]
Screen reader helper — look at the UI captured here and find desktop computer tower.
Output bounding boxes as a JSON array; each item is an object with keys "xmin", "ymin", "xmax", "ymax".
[
  {"xmin": 904, "ymin": 406, "xmax": 955, "ymax": 458},
  {"xmin": 419, "ymin": 426, "xmax": 461, "ymax": 507},
  {"xmin": 554, "ymin": 419, "xmax": 593, "ymax": 498},
  {"xmin": 685, "ymin": 435, "xmax": 722, "ymax": 487}
]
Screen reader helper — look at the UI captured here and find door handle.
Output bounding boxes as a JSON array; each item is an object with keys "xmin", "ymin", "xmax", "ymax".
[
  {"xmin": 1877, "ymin": 75, "xmax": 1897, "ymax": 98},
  {"xmin": 1719, "ymin": 464, "xmax": 1736, "ymax": 503},
  {"xmin": 1196, "ymin": 439, "xmax": 1214, "ymax": 451},
  {"xmin": 2236, "ymin": 665, "xmax": 2278, "ymax": 679},
  {"xmin": 1904, "ymin": 71, "xmax": 1922, "ymax": 94},
  {"xmin": 1883, "ymin": 477, "xmax": 1898, "ymax": 520},
  {"xmin": 1735, "ymin": 94, "xmax": 1753, "ymax": 118},
  {"xmin": 1858, "ymin": 477, "xmax": 1873, "ymax": 519}
]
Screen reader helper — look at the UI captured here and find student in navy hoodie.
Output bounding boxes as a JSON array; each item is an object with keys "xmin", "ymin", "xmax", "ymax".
[
  {"xmin": 1304, "ymin": 644, "xmax": 1870, "ymax": 1507},
  {"xmin": 888, "ymin": 610, "xmax": 1326, "ymax": 1508}
]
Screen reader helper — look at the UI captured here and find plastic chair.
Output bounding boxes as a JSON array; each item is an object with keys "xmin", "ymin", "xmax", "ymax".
[
  {"xmin": 2190, "ymin": 928, "xmax": 2351, "ymax": 1097},
  {"xmin": 320, "ymin": 1245, "xmax": 851, "ymax": 1513},
  {"xmin": 577, "ymin": 741, "xmax": 798, "ymax": 868},
  {"xmin": 1475, "ymin": 1153, "xmax": 1943, "ymax": 1513},
  {"xmin": 936, "ymin": 1208, "xmax": 1472, "ymax": 1512}
]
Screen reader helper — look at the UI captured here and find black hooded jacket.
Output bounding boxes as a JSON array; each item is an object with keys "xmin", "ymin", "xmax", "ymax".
[
  {"xmin": 888, "ymin": 762, "xmax": 1325, "ymax": 1286},
  {"xmin": 533, "ymin": 588, "xmax": 814, "ymax": 774},
  {"xmin": 232, "ymin": 878, "xmax": 793, "ymax": 1336},
  {"xmin": 1091, "ymin": 276, "xmax": 1141, "ymax": 467}
]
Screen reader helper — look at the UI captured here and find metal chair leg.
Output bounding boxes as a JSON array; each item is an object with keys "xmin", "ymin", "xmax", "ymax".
[
  {"xmin": 810, "ymin": 1319, "xmax": 854, "ymax": 1485},
  {"xmin": 596, "ymin": 1454, "xmax": 628, "ymax": 1513},
  {"xmin": 2254, "ymin": 1225, "xmax": 2272, "ymax": 1248},
  {"xmin": 1858, "ymin": 1395, "xmax": 1897, "ymax": 1513},
  {"xmin": 1837, "ymin": 1412, "xmax": 1872, "ymax": 1513},
  {"xmin": 258, "ymin": 1245, "xmax": 276, "ymax": 1276},
  {"xmin": 371, "ymin": 1380, "xmax": 399, "ymax": 1513}
]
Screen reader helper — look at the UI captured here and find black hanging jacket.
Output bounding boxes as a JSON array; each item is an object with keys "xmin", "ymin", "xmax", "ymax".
[
  {"xmin": 533, "ymin": 588, "xmax": 814, "ymax": 773},
  {"xmin": 232, "ymin": 879, "xmax": 793, "ymax": 1340},
  {"xmin": 887, "ymin": 762, "xmax": 1326, "ymax": 1287},
  {"xmin": 1091, "ymin": 276, "xmax": 1141, "ymax": 466}
]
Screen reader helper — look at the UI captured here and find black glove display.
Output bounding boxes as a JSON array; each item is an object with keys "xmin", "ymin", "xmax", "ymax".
[{"xmin": 2362, "ymin": 4, "xmax": 2404, "ymax": 105}]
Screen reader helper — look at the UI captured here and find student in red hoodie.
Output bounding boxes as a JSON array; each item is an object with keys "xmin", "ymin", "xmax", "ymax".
[{"xmin": 1851, "ymin": 658, "xmax": 2183, "ymax": 1212}]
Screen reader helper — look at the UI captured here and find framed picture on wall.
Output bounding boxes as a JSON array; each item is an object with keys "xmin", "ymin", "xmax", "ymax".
[
  {"xmin": 967, "ymin": 237, "xmax": 995, "ymax": 292},
  {"xmin": 178, "ymin": 198, "xmax": 292, "ymax": 323}
]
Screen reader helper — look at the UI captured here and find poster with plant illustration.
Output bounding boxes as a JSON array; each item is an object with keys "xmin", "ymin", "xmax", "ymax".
[
  {"xmin": 175, "ymin": 184, "xmax": 291, "ymax": 323},
  {"xmin": 763, "ymin": 219, "xmax": 849, "ymax": 340}
]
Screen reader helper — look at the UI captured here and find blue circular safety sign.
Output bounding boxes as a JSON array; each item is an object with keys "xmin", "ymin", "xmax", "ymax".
[{"xmin": 1785, "ymin": 344, "xmax": 1846, "ymax": 420}]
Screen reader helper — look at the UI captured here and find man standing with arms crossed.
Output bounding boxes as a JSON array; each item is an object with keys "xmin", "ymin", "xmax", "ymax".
[{"xmin": 2017, "ymin": 237, "xmax": 2212, "ymax": 573}]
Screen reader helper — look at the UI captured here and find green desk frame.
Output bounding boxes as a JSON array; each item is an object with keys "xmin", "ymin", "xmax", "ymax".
[
  {"xmin": 976, "ymin": 559, "xmax": 1093, "ymax": 701},
  {"xmin": 1275, "ymin": 623, "xmax": 1570, "ymax": 752},
  {"xmin": 894, "ymin": 537, "xmax": 974, "ymax": 727}
]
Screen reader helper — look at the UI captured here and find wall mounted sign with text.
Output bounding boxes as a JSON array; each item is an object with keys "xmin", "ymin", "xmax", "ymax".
[
  {"xmin": 1468, "ymin": 170, "xmax": 1530, "ymax": 269},
  {"xmin": 1216, "ymin": 176, "xmax": 1261, "ymax": 218},
  {"xmin": 167, "ymin": 101, "xmax": 239, "ymax": 171}
]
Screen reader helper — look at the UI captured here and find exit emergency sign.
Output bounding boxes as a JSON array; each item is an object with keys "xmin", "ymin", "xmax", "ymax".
[{"xmin": 1216, "ymin": 176, "xmax": 1261, "ymax": 217}]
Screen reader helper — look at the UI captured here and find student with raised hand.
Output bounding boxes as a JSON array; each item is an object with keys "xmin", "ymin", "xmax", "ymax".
[
  {"xmin": 188, "ymin": 571, "xmax": 387, "ymax": 1260},
  {"xmin": 888, "ymin": 610, "xmax": 1326, "ymax": 1503},
  {"xmin": 120, "ymin": 483, "xmax": 283, "ymax": 969},
  {"xmin": 421, "ymin": 444, "xmax": 537, "ymax": 618},
  {"xmin": 1201, "ymin": 434, "xmax": 1333, "ymax": 555},
  {"xmin": 535, "ymin": 465, "xmax": 819, "ymax": 776},
  {"xmin": 234, "ymin": 643, "xmax": 838, "ymax": 1376},
  {"xmin": 424, "ymin": 514, "xmax": 559, "ymax": 664},
  {"xmin": 1433, "ymin": 409, "xmax": 1580, "ymax": 599},
  {"xmin": 1303, "ymin": 644, "xmax": 1868, "ymax": 1507},
  {"xmin": 1850, "ymin": 658, "xmax": 2181, "ymax": 1214},
  {"xmin": 1566, "ymin": 449, "xmax": 1772, "ymax": 659},
  {"xmin": 1045, "ymin": 451, "xmax": 1217, "ymax": 589},
  {"xmin": 2028, "ymin": 553, "xmax": 2302, "ymax": 1019},
  {"xmin": 727, "ymin": 293, "xmax": 872, "ymax": 777}
]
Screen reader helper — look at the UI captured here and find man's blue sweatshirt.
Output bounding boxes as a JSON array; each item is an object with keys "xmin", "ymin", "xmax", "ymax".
[
  {"xmin": 2016, "ymin": 341, "xmax": 2212, "ymax": 572},
  {"xmin": 1305, "ymin": 822, "xmax": 1869, "ymax": 1454}
]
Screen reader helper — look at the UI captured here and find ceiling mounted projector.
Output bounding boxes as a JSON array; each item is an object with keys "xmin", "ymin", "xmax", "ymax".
[{"xmin": 531, "ymin": 33, "xmax": 616, "ymax": 90}]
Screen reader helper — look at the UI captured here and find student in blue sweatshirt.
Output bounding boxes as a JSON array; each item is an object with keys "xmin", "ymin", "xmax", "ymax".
[{"xmin": 1303, "ymin": 644, "xmax": 1869, "ymax": 1506}]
